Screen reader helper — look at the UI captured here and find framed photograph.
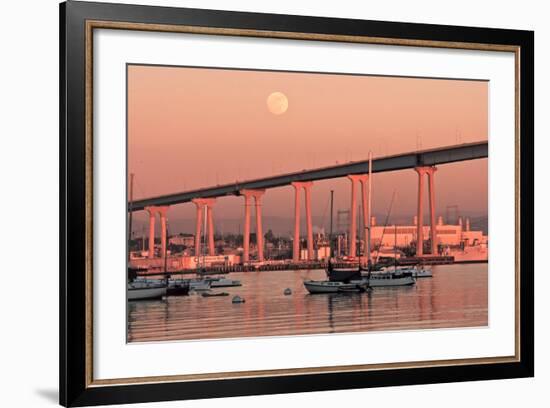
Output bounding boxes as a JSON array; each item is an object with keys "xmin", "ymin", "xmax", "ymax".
[{"xmin": 60, "ymin": 1, "xmax": 534, "ymax": 406}]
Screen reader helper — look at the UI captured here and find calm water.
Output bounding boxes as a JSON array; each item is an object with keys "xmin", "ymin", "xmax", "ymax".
[{"xmin": 127, "ymin": 263, "xmax": 487, "ymax": 343}]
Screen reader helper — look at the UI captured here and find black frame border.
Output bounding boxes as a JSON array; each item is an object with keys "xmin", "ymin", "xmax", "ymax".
[{"xmin": 60, "ymin": 1, "xmax": 534, "ymax": 406}]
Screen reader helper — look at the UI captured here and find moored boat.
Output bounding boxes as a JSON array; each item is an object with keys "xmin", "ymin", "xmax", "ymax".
[
  {"xmin": 304, "ymin": 280, "xmax": 367, "ymax": 294},
  {"xmin": 128, "ymin": 281, "xmax": 167, "ymax": 300},
  {"xmin": 365, "ymin": 271, "xmax": 416, "ymax": 287},
  {"xmin": 204, "ymin": 276, "xmax": 242, "ymax": 288},
  {"xmin": 411, "ymin": 267, "xmax": 432, "ymax": 278},
  {"xmin": 325, "ymin": 263, "xmax": 416, "ymax": 288},
  {"xmin": 134, "ymin": 277, "xmax": 206, "ymax": 293},
  {"xmin": 166, "ymin": 280, "xmax": 190, "ymax": 296},
  {"xmin": 376, "ymin": 265, "xmax": 432, "ymax": 278},
  {"xmin": 188, "ymin": 279, "xmax": 212, "ymax": 291}
]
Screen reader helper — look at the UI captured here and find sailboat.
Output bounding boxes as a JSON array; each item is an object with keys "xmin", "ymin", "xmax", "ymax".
[
  {"xmin": 360, "ymin": 194, "xmax": 415, "ymax": 287},
  {"xmin": 305, "ymin": 152, "xmax": 373, "ymax": 294},
  {"xmin": 128, "ymin": 280, "xmax": 167, "ymax": 300},
  {"xmin": 305, "ymin": 153, "xmax": 415, "ymax": 294}
]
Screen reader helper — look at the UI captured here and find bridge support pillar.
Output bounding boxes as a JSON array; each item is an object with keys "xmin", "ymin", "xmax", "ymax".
[
  {"xmin": 240, "ymin": 189, "xmax": 266, "ymax": 263},
  {"xmin": 347, "ymin": 174, "xmax": 369, "ymax": 259},
  {"xmin": 427, "ymin": 167, "xmax": 438, "ymax": 255},
  {"xmin": 158, "ymin": 206, "xmax": 169, "ymax": 259},
  {"xmin": 291, "ymin": 182, "xmax": 314, "ymax": 261},
  {"xmin": 415, "ymin": 166, "xmax": 437, "ymax": 256},
  {"xmin": 192, "ymin": 198, "xmax": 216, "ymax": 257},
  {"xmin": 145, "ymin": 206, "xmax": 156, "ymax": 259},
  {"xmin": 255, "ymin": 194, "xmax": 265, "ymax": 262},
  {"xmin": 145, "ymin": 206, "xmax": 170, "ymax": 258}
]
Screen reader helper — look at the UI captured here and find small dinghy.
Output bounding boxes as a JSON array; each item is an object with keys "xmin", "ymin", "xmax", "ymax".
[{"xmin": 232, "ymin": 295, "xmax": 246, "ymax": 304}]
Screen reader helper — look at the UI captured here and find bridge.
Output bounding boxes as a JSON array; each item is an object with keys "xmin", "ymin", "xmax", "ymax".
[{"xmin": 130, "ymin": 141, "xmax": 488, "ymax": 264}]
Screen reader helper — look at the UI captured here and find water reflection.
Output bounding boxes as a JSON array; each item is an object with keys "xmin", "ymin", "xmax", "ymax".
[{"xmin": 128, "ymin": 263, "xmax": 488, "ymax": 342}]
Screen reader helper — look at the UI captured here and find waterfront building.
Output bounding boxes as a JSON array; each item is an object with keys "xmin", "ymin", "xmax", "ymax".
[{"xmin": 370, "ymin": 216, "xmax": 487, "ymax": 249}]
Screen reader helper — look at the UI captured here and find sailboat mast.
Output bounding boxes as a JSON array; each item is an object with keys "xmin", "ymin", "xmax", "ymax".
[
  {"xmin": 127, "ymin": 173, "xmax": 134, "ymax": 262},
  {"xmin": 394, "ymin": 224, "xmax": 398, "ymax": 270},
  {"xmin": 329, "ymin": 190, "xmax": 334, "ymax": 257},
  {"xmin": 366, "ymin": 152, "xmax": 373, "ymax": 268},
  {"xmin": 164, "ymin": 221, "xmax": 169, "ymax": 278}
]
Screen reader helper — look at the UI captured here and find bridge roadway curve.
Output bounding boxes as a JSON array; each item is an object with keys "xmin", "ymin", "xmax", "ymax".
[{"xmin": 130, "ymin": 141, "xmax": 488, "ymax": 211}]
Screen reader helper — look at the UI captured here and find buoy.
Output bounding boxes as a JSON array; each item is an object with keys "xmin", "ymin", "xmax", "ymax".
[
  {"xmin": 284, "ymin": 288, "xmax": 292, "ymax": 296},
  {"xmin": 232, "ymin": 295, "xmax": 245, "ymax": 304}
]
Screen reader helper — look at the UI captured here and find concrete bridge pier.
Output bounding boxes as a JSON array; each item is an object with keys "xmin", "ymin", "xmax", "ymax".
[
  {"xmin": 146, "ymin": 206, "xmax": 156, "ymax": 259},
  {"xmin": 144, "ymin": 205, "xmax": 169, "ymax": 259},
  {"xmin": 291, "ymin": 182, "xmax": 314, "ymax": 261},
  {"xmin": 192, "ymin": 198, "xmax": 216, "ymax": 257},
  {"xmin": 240, "ymin": 189, "xmax": 266, "ymax": 262},
  {"xmin": 415, "ymin": 166, "xmax": 438, "ymax": 256}
]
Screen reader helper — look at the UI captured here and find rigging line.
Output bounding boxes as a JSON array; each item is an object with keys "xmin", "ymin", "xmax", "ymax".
[
  {"xmin": 132, "ymin": 177, "xmax": 146, "ymax": 203},
  {"xmin": 373, "ymin": 190, "xmax": 397, "ymax": 265}
]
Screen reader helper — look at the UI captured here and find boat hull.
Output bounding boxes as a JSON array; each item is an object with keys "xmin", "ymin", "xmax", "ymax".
[
  {"xmin": 304, "ymin": 280, "xmax": 365, "ymax": 294},
  {"xmin": 166, "ymin": 284, "xmax": 190, "ymax": 296},
  {"xmin": 208, "ymin": 278, "xmax": 242, "ymax": 288},
  {"xmin": 367, "ymin": 276, "xmax": 416, "ymax": 287},
  {"xmin": 412, "ymin": 270, "xmax": 433, "ymax": 278},
  {"xmin": 189, "ymin": 281, "xmax": 211, "ymax": 291},
  {"xmin": 128, "ymin": 286, "xmax": 167, "ymax": 300}
]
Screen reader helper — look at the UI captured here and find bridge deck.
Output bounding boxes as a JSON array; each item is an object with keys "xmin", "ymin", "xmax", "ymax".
[{"xmin": 130, "ymin": 141, "xmax": 488, "ymax": 211}]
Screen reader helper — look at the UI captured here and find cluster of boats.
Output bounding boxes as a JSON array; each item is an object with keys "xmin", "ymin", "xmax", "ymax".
[
  {"xmin": 301, "ymin": 152, "xmax": 434, "ymax": 295},
  {"xmin": 303, "ymin": 263, "xmax": 432, "ymax": 294},
  {"xmin": 127, "ymin": 274, "xmax": 242, "ymax": 301}
]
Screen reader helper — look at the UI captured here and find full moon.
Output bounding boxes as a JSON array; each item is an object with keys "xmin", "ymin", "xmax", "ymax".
[{"xmin": 267, "ymin": 91, "xmax": 288, "ymax": 115}]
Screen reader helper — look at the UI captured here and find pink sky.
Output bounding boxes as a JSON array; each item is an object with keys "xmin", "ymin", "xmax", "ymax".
[{"xmin": 128, "ymin": 65, "xmax": 488, "ymax": 233}]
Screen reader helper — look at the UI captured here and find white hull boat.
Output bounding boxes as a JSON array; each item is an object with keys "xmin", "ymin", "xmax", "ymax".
[
  {"xmin": 377, "ymin": 266, "xmax": 432, "ymax": 278},
  {"xmin": 189, "ymin": 280, "xmax": 211, "ymax": 291},
  {"xmin": 128, "ymin": 281, "xmax": 167, "ymax": 300},
  {"xmin": 304, "ymin": 280, "xmax": 368, "ymax": 294},
  {"xmin": 135, "ymin": 277, "xmax": 212, "ymax": 291},
  {"xmin": 411, "ymin": 268, "xmax": 432, "ymax": 278},
  {"xmin": 366, "ymin": 273, "xmax": 416, "ymax": 287},
  {"xmin": 205, "ymin": 277, "xmax": 242, "ymax": 288}
]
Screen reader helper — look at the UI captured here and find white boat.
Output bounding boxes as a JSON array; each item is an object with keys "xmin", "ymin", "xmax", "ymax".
[
  {"xmin": 135, "ymin": 277, "xmax": 211, "ymax": 291},
  {"xmin": 127, "ymin": 281, "xmax": 167, "ymax": 300},
  {"xmin": 376, "ymin": 266, "xmax": 432, "ymax": 278},
  {"xmin": 411, "ymin": 267, "xmax": 432, "ymax": 278},
  {"xmin": 205, "ymin": 277, "xmax": 242, "ymax": 288},
  {"xmin": 365, "ymin": 272, "xmax": 416, "ymax": 287},
  {"xmin": 188, "ymin": 279, "xmax": 212, "ymax": 291},
  {"xmin": 304, "ymin": 280, "xmax": 368, "ymax": 294}
]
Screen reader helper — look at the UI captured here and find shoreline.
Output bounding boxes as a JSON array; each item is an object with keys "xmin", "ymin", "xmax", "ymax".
[{"xmin": 136, "ymin": 259, "xmax": 489, "ymax": 277}]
